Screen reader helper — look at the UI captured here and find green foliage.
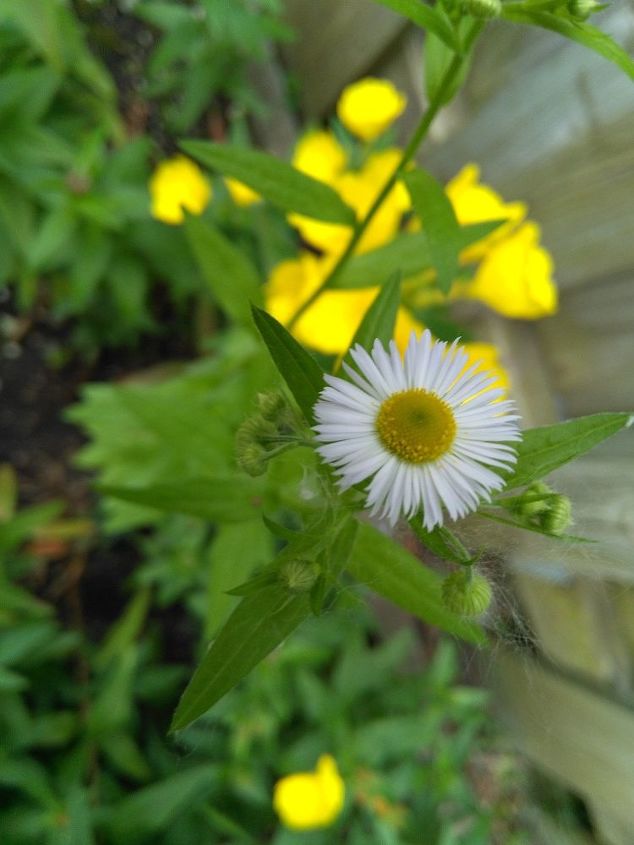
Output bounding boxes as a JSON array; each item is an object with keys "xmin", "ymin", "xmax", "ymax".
[
  {"xmin": 133, "ymin": 0, "xmax": 293, "ymax": 133},
  {"xmin": 369, "ymin": 0, "xmax": 458, "ymax": 50},
  {"xmin": 345, "ymin": 272, "xmax": 402, "ymax": 354},
  {"xmin": 182, "ymin": 140, "xmax": 356, "ymax": 224}
]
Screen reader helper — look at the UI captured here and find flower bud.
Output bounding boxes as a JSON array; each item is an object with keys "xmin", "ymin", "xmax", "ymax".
[
  {"xmin": 511, "ymin": 480, "xmax": 552, "ymax": 519},
  {"xmin": 257, "ymin": 391, "xmax": 288, "ymax": 422},
  {"xmin": 462, "ymin": 0, "xmax": 502, "ymax": 18},
  {"xmin": 442, "ymin": 570, "xmax": 492, "ymax": 617},
  {"xmin": 236, "ymin": 443, "xmax": 268, "ymax": 477},
  {"xmin": 235, "ymin": 415, "xmax": 277, "ymax": 450},
  {"xmin": 538, "ymin": 494, "xmax": 572, "ymax": 536},
  {"xmin": 567, "ymin": 0, "xmax": 604, "ymax": 20},
  {"xmin": 279, "ymin": 559, "xmax": 320, "ymax": 593}
]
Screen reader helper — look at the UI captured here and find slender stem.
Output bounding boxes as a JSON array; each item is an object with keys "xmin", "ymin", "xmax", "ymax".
[{"xmin": 286, "ymin": 40, "xmax": 474, "ymax": 331}]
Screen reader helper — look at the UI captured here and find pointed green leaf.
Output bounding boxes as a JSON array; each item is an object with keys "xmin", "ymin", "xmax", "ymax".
[
  {"xmin": 332, "ymin": 220, "xmax": 504, "ymax": 290},
  {"xmin": 171, "ymin": 585, "xmax": 310, "ymax": 730},
  {"xmin": 184, "ymin": 215, "xmax": 261, "ymax": 324},
  {"xmin": 98, "ymin": 477, "xmax": 266, "ymax": 523},
  {"xmin": 409, "ymin": 521, "xmax": 473, "ymax": 565},
  {"xmin": 345, "ymin": 272, "xmax": 401, "ymax": 358},
  {"xmin": 370, "ymin": 0, "xmax": 458, "ymax": 50},
  {"xmin": 251, "ymin": 305, "xmax": 325, "ymax": 424},
  {"xmin": 347, "ymin": 522, "xmax": 486, "ymax": 644},
  {"xmin": 181, "ymin": 141, "xmax": 355, "ymax": 224},
  {"xmin": 506, "ymin": 412, "xmax": 633, "ymax": 489},
  {"xmin": 501, "ymin": 8, "xmax": 634, "ymax": 81},
  {"xmin": 405, "ymin": 168, "xmax": 463, "ymax": 295}
]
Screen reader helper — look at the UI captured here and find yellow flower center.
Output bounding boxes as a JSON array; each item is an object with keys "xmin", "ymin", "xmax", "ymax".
[{"xmin": 375, "ymin": 389, "xmax": 456, "ymax": 463}]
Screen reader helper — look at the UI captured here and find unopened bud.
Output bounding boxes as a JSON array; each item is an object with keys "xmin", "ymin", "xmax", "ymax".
[
  {"xmin": 512, "ymin": 481, "xmax": 551, "ymax": 519},
  {"xmin": 539, "ymin": 494, "xmax": 572, "ymax": 536},
  {"xmin": 235, "ymin": 415, "xmax": 276, "ymax": 451},
  {"xmin": 236, "ymin": 443, "xmax": 268, "ymax": 477},
  {"xmin": 257, "ymin": 391, "xmax": 287, "ymax": 422},
  {"xmin": 567, "ymin": 0, "xmax": 604, "ymax": 20},
  {"xmin": 279, "ymin": 559, "xmax": 320, "ymax": 593},
  {"xmin": 462, "ymin": 0, "xmax": 502, "ymax": 18},
  {"xmin": 442, "ymin": 570, "xmax": 492, "ymax": 617}
]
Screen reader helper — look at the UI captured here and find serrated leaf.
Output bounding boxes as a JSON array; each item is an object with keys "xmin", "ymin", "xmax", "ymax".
[
  {"xmin": 171, "ymin": 585, "xmax": 310, "ymax": 730},
  {"xmin": 501, "ymin": 8, "xmax": 634, "ymax": 81},
  {"xmin": 184, "ymin": 215, "xmax": 261, "ymax": 324},
  {"xmin": 99, "ymin": 477, "xmax": 266, "ymax": 523},
  {"xmin": 405, "ymin": 168, "xmax": 462, "ymax": 295},
  {"xmin": 370, "ymin": 0, "xmax": 458, "ymax": 50},
  {"xmin": 251, "ymin": 305, "xmax": 324, "ymax": 424},
  {"xmin": 181, "ymin": 141, "xmax": 355, "ymax": 224},
  {"xmin": 347, "ymin": 522, "xmax": 486, "ymax": 644},
  {"xmin": 506, "ymin": 412, "xmax": 633, "ymax": 489}
]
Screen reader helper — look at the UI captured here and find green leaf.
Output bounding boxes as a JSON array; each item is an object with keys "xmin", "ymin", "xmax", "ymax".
[
  {"xmin": 370, "ymin": 0, "xmax": 458, "ymax": 50},
  {"xmin": 345, "ymin": 272, "xmax": 401, "ymax": 358},
  {"xmin": 205, "ymin": 520, "xmax": 274, "ymax": 639},
  {"xmin": 404, "ymin": 168, "xmax": 462, "ymax": 295},
  {"xmin": 409, "ymin": 521, "xmax": 473, "ymax": 565},
  {"xmin": 181, "ymin": 141, "xmax": 356, "ymax": 224},
  {"xmin": 171, "ymin": 585, "xmax": 311, "ymax": 730},
  {"xmin": 184, "ymin": 215, "xmax": 262, "ymax": 324},
  {"xmin": 506, "ymin": 412, "xmax": 633, "ymax": 489},
  {"xmin": 108, "ymin": 766, "xmax": 217, "ymax": 839},
  {"xmin": 331, "ymin": 221, "xmax": 502, "ymax": 290},
  {"xmin": 501, "ymin": 8, "xmax": 634, "ymax": 81},
  {"xmin": 347, "ymin": 522, "xmax": 486, "ymax": 645},
  {"xmin": 251, "ymin": 305, "xmax": 324, "ymax": 424},
  {"xmin": 98, "ymin": 477, "xmax": 266, "ymax": 523},
  {"xmin": 425, "ymin": 20, "xmax": 475, "ymax": 106}
]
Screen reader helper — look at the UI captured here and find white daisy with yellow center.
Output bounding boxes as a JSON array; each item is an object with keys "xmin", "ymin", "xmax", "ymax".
[{"xmin": 314, "ymin": 331, "xmax": 521, "ymax": 530}]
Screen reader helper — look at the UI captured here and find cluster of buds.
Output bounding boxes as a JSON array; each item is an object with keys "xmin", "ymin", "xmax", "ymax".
[
  {"xmin": 508, "ymin": 480, "xmax": 573, "ymax": 536},
  {"xmin": 235, "ymin": 391, "xmax": 303, "ymax": 477}
]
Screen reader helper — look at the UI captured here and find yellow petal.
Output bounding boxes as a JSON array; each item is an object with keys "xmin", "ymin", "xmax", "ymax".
[
  {"xmin": 149, "ymin": 155, "xmax": 211, "ymax": 225},
  {"xmin": 273, "ymin": 755, "xmax": 345, "ymax": 830},
  {"xmin": 466, "ymin": 222, "xmax": 558, "ymax": 319},
  {"xmin": 225, "ymin": 177, "xmax": 260, "ymax": 207},
  {"xmin": 337, "ymin": 78, "xmax": 407, "ymax": 142}
]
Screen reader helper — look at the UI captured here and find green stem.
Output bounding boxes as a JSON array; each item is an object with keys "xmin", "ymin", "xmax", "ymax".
[{"xmin": 286, "ymin": 36, "xmax": 475, "ymax": 331}]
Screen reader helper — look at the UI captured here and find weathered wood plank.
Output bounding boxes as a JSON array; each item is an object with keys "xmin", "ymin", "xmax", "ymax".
[
  {"xmin": 283, "ymin": 0, "xmax": 407, "ymax": 117},
  {"xmin": 493, "ymin": 649, "xmax": 634, "ymax": 828}
]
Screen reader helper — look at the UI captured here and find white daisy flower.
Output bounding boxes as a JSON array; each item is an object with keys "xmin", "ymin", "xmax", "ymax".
[{"xmin": 313, "ymin": 330, "xmax": 521, "ymax": 530}]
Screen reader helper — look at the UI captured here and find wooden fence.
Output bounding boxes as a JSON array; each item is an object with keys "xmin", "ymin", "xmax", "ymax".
[{"xmin": 281, "ymin": 2, "xmax": 634, "ymax": 843}]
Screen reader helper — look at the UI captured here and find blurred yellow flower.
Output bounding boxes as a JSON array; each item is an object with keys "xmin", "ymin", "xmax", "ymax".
[
  {"xmin": 466, "ymin": 222, "xmax": 557, "ymax": 318},
  {"xmin": 462, "ymin": 342, "xmax": 510, "ymax": 392},
  {"xmin": 337, "ymin": 77, "xmax": 407, "ymax": 141},
  {"xmin": 264, "ymin": 253, "xmax": 421, "ymax": 355},
  {"xmin": 273, "ymin": 754, "xmax": 345, "ymax": 830},
  {"xmin": 289, "ymin": 148, "xmax": 408, "ymax": 257},
  {"xmin": 149, "ymin": 155, "xmax": 211, "ymax": 225},
  {"xmin": 292, "ymin": 129, "xmax": 347, "ymax": 184},
  {"xmin": 446, "ymin": 164, "xmax": 526, "ymax": 262},
  {"xmin": 225, "ymin": 176, "xmax": 260, "ymax": 207}
]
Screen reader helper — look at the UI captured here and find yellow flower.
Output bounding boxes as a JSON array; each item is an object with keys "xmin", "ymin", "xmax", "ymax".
[
  {"xmin": 225, "ymin": 177, "xmax": 260, "ymax": 207},
  {"xmin": 289, "ymin": 149, "xmax": 408, "ymax": 257},
  {"xmin": 273, "ymin": 755, "xmax": 345, "ymax": 830},
  {"xmin": 446, "ymin": 164, "xmax": 526, "ymax": 262},
  {"xmin": 337, "ymin": 77, "xmax": 407, "ymax": 142},
  {"xmin": 466, "ymin": 222, "xmax": 558, "ymax": 319},
  {"xmin": 462, "ymin": 342, "xmax": 510, "ymax": 393},
  {"xmin": 264, "ymin": 254, "xmax": 422, "ymax": 356},
  {"xmin": 292, "ymin": 129, "xmax": 347, "ymax": 184},
  {"xmin": 149, "ymin": 155, "xmax": 211, "ymax": 225}
]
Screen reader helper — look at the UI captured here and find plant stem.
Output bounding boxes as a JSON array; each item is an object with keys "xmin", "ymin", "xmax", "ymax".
[{"xmin": 286, "ymin": 41, "xmax": 474, "ymax": 331}]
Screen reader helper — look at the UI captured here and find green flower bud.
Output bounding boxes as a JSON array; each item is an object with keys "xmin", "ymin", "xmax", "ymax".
[
  {"xmin": 538, "ymin": 494, "xmax": 572, "ymax": 536},
  {"xmin": 567, "ymin": 0, "xmax": 604, "ymax": 20},
  {"xmin": 511, "ymin": 481, "xmax": 552, "ymax": 519},
  {"xmin": 442, "ymin": 570, "xmax": 492, "ymax": 617},
  {"xmin": 235, "ymin": 415, "xmax": 277, "ymax": 450},
  {"xmin": 236, "ymin": 443, "xmax": 268, "ymax": 477},
  {"xmin": 462, "ymin": 0, "xmax": 502, "ymax": 18},
  {"xmin": 279, "ymin": 559, "xmax": 320, "ymax": 593},
  {"xmin": 257, "ymin": 391, "xmax": 288, "ymax": 422}
]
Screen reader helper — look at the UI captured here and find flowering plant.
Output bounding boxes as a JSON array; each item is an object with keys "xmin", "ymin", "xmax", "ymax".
[{"xmin": 113, "ymin": 0, "xmax": 634, "ymax": 736}]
